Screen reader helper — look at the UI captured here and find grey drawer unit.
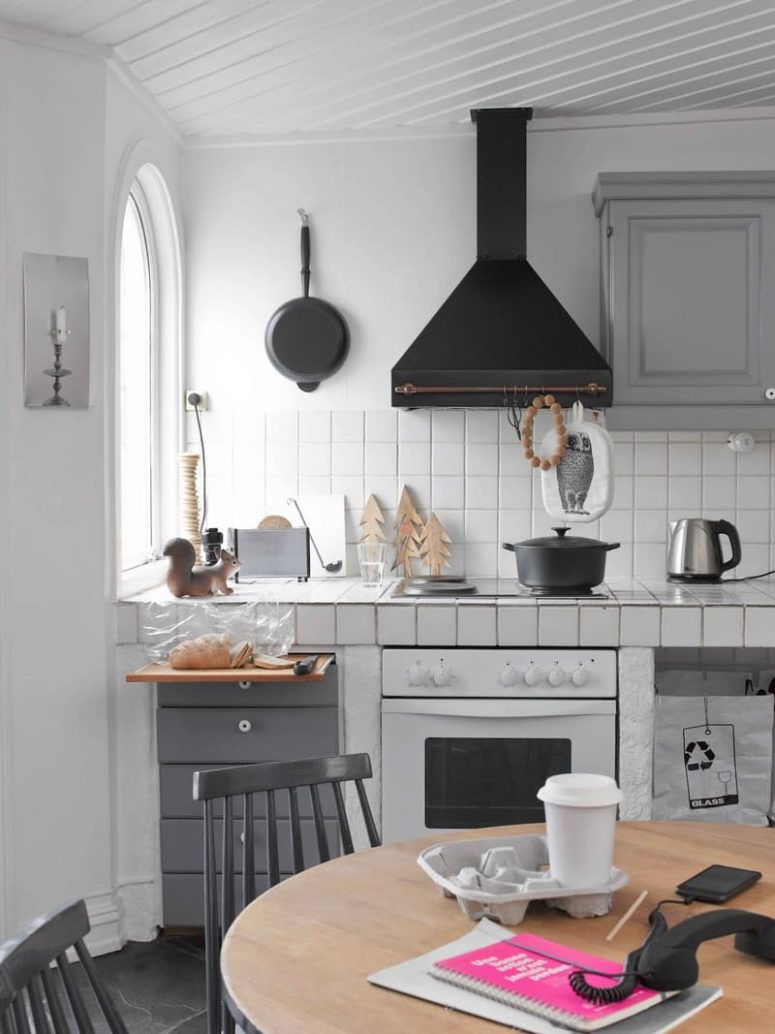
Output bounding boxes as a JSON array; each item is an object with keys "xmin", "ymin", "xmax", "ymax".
[{"xmin": 155, "ymin": 665, "xmax": 339, "ymax": 929}]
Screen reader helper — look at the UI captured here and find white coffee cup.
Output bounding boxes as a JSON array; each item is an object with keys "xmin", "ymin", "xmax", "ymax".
[{"xmin": 537, "ymin": 773, "xmax": 623, "ymax": 889}]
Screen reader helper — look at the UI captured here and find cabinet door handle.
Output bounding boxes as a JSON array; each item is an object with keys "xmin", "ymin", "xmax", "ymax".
[
  {"xmin": 238, "ymin": 719, "xmax": 252, "ymax": 733},
  {"xmin": 238, "ymin": 680, "xmax": 251, "ymax": 690},
  {"xmin": 766, "ymin": 387, "xmax": 775, "ymax": 401}
]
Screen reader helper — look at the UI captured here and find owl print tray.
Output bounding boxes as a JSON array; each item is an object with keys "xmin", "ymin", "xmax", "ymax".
[{"xmin": 540, "ymin": 403, "xmax": 614, "ymax": 523}]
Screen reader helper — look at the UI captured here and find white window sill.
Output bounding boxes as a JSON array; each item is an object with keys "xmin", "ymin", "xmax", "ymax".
[{"xmin": 118, "ymin": 559, "xmax": 166, "ymax": 600}]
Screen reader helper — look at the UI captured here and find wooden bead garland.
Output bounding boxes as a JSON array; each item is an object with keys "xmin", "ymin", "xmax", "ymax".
[{"xmin": 521, "ymin": 395, "xmax": 567, "ymax": 471}]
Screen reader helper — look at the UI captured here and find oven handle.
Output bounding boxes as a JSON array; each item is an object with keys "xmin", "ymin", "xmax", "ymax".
[{"xmin": 380, "ymin": 697, "xmax": 616, "ymax": 718}]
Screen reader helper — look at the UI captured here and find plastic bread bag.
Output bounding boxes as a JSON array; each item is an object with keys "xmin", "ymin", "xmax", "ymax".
[
  {"xmin": 139, "ymin": 601, "xmax": 219, "ymax": 661},
  {"xmin": 217, "ymin": 598, "xmax": 295, "ymax": 658}
]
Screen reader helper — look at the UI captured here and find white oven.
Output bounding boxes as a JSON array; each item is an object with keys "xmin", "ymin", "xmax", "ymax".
[{"xmin": 381, "ymin": 648, "xmax": 617, "ymax": 844}]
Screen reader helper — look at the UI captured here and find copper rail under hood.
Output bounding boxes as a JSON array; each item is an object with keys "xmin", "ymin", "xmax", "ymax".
[{"xmin": 391, "ymin": 108, "xmax": 612, "ymax": 409}]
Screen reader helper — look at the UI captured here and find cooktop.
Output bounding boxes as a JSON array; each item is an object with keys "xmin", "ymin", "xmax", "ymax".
[{"xmin": 392, "ymin": 577, "xmax": 611, "ymax": 600}]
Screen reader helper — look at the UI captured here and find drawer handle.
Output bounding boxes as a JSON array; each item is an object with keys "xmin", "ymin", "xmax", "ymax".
[
  {"xmin": 238, "ymin": 719, "xmax": 252, "ymax": 733},
  {"xmin": 238, "ymin": 680, "xmax": 251, "ymax": 690}
]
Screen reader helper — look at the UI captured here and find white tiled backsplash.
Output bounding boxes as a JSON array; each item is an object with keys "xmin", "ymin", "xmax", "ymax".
[{"xmin": 197, "ymin": 410, "xmax": 775, "ymax": 580}]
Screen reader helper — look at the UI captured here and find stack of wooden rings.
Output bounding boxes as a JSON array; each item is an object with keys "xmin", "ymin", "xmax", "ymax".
[{"xmin": 521, "ymin": 395, "xmax": 567, "ymax": 471}]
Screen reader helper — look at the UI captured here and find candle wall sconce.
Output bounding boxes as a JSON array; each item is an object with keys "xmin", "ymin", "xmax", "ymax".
[{"xmin": 23, "ymin": 253, "xmax": 90, "ymax": 408}]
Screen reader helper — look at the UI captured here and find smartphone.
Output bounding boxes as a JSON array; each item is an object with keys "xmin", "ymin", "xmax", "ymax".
[{"xmin": 675, "ymin": 864, "xmax": 762, "ymax": 904}]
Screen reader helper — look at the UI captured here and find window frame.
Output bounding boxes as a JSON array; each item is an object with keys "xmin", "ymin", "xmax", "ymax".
[{"xmin": 114, "ymin": 157, "xmax": 182, "ymax": 599}]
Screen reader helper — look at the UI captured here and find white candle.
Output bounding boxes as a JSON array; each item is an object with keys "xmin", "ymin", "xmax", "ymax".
[{"xmin": 55, "ymin": 305, "xmax": 67, "ymax": 344}]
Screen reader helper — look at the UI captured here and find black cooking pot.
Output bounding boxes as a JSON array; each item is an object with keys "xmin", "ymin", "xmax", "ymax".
[{"xmin": 502, "ymin": 527, "xmax": 620, "ymax": 592}]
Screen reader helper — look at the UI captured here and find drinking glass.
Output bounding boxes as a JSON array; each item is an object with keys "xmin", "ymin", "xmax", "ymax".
[{"xmin": 358, "ymin": 541, "xmax": 386, "ymax": 587}]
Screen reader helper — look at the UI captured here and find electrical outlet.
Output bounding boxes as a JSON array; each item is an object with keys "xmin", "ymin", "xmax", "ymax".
[{"xmin": 185, "ymin": 390, "xmax": 209, "ymax": 411}]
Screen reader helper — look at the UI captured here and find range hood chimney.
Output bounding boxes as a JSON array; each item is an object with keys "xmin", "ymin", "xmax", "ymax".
[{"xmin": 391, "ymin": 108, "xmax": 612, "ymax": 408}]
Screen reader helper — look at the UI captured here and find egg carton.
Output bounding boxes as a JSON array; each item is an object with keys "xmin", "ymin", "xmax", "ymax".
[{"xmin": 417, "ymin": 833, "xmax": 628, "ymax": 925}]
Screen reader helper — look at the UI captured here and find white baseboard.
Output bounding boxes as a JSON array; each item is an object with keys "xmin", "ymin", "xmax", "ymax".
[{"xmin": 84, "ymin": 891, "xmax": 123, "ymax": 956}]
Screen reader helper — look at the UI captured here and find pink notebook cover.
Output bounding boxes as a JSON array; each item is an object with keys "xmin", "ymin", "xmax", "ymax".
[{"xmin": 432, "ymin": 932, "xmax": 664, "ymax": 1025}]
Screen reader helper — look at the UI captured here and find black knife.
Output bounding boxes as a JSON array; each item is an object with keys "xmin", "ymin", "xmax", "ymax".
[{"xmin": 292, "ymin": 655, "xmax": 318, "ymax": 676}]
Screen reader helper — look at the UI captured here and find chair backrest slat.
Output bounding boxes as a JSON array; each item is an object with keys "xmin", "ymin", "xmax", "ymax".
[
  {"xmin": 195, "ymin": 753, "xmax": 380, "ymax": 1034},
  {"xmin": 331, "ymin": 781, "xmax": 354, "ymax": 854},
  {"xmin": 27, "ymin": 975, "xmax": 50, "ymax": 1034},
  {"xmin": 11, "ymin": 997, "xmax": 30, "ymax": 1034},
  {"xmin": 241, "ymin": 794, "xmax": 255, "ymax": 909},
  {"xmin": 309, "ymin": 784, "xmax": 329, "ymax": 863},
  {"xmin": 56, "ymin": 953, "xmax": 95, "ymax": 1034},
  {"xmin": 265, "ymin": 789, "xmax": 279, "ymax": 888},
  {"xmin": 1, "ymin": 1010, "xmax": 16, "ymax": 1034},
  {"xmin": 40, "ymin": 967, "xmax": 69, "ymax": 1034},
  {"xmin": 288, "ymin": 787, "xmax": 303, "ymax": 874},
  {"xmin": 73, "ymin": 943, "xmax": 127, "ymax": 1034}
]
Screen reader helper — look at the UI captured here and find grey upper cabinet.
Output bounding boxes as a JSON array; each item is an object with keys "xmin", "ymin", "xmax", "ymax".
[{"xmin": 593, "ymin": 173, "xmax": 775, "ymax": 428}]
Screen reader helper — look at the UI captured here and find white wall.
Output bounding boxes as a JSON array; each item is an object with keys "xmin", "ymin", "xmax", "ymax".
[{"xmin": 0, "ymin": 33, "xmax": 180, "ymax": 951}]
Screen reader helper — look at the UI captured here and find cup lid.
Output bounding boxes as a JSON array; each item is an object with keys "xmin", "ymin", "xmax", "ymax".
[{"xmin": 537, "ymin": 773, "xmax": 623, "ymax": 807}]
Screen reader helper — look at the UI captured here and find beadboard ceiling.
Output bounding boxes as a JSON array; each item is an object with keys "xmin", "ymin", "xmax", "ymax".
[{"xmin": 3, "ymin": 0, "xmax": 775, "ymax": 138}]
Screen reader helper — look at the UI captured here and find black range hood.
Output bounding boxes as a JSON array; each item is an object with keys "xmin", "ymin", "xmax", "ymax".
[{"xmin": 391, "ymin": 108, "xmax": 612, "ymax": 408}]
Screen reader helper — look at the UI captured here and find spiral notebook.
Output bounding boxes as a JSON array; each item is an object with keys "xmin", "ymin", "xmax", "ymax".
[{"xmin": 430, "ymin": 932, "xmax": 672, "ymax": 1032}]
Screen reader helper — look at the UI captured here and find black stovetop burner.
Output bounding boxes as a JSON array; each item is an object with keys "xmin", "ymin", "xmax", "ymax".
[{"xmin": 392, "ymin": 577, "xmax": 611, "ymax": 600}]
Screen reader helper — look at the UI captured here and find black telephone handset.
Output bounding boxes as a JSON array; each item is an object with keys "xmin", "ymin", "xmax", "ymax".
[{"xmin": 570, "ymin": 907, "xmax": 775, "ymax": 1004}]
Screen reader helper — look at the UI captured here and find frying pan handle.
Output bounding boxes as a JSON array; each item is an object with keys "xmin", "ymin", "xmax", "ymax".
[{"xmin": 299, "ymin": 209, "xmax": 311, "ymax": 298}]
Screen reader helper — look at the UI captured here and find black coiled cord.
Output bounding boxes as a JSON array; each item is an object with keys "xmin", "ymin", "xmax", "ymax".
[{"xmin": 568, "ymin": 969, "xmax": 637, "ymax": 1004}]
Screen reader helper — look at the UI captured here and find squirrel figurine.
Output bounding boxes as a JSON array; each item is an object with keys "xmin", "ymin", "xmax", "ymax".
[{"xmin": 162, "ymin": 538, "xmax": 241, "ymax": 597}]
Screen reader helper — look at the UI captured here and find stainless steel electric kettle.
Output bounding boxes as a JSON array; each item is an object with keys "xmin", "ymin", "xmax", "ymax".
[{"xmin": 667, "ymin": 518, "xmax": 742, "ymax": 582}]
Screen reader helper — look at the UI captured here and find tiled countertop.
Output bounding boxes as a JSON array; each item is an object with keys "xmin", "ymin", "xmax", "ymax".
[{"xmin": 119, "ymin": 577, "xmax": 775, "ymax": 648}]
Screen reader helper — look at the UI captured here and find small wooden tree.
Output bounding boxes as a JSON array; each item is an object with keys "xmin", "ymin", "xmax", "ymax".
[
  {"xmin": 359, "ymin": 494, "xmax": 385, "ymax": 545},
  {"xmin": 392, "ymin": 485, "xmax": 423, "ymax": 578},
  {"xmin": 419, "ymin": 511, "xmax": 453, "ymax": 576}
]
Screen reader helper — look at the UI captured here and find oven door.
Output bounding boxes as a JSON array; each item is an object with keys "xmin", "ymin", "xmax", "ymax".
[{"xmin": 381, "ymin": 697, "xmax": 616, "ymax": 844}]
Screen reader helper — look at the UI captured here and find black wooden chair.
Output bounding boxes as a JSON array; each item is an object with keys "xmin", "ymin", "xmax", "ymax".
[
  {"xmin": 193, "ymin": 752, "xmax": 380, "ymax": 1034},
  {"xmin": 0, "ymin": 899, "xmax": 128, "ymax": 1034}
]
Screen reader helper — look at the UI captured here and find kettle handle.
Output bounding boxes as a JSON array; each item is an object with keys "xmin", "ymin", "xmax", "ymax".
[{"xmin": 714, "ymin": 519, "xmax": 742, "ymax": 573}]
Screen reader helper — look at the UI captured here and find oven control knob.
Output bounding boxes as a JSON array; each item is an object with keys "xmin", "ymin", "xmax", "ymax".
[
  {"xmin": 406, "ymin": 660, "xmax": 430, "ymax": 687},
  {"xmin": 433, "ymin": 661, "xmax": 453, "ymax": 687},
  {"xmin": 523, "ymin": 663, "xmax": 545, "ymax": 687},
  {"xmin": 497, "ymin": 663, "xmax": 519, "ymax": 687},
  {"xmin": 571, "ymin": 664, "xmax": 590, "ymax": 687},
  {"xmin": 548, "ymin": 665, "xmax": 567, "ymax": 687}
]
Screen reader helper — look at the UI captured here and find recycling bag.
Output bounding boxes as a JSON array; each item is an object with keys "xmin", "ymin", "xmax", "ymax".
[{"xmin": 653, "ymin": 695, "xmax": 773, "ymax": 826}]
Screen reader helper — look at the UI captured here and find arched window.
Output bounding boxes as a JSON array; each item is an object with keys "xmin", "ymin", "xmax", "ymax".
[{"xmin": 117, "ymin": 163, "xmax": 181, "ymax": 588}]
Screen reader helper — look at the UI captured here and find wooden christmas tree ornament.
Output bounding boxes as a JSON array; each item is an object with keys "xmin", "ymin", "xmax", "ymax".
[
  {"xmin": 359, "ymin": 494, "xmax": 386, "ymax": 545},
  {"xmin": 392, "ymin": 485, "xmax": 423, "ymax": 578},
  {"xmin": 419, "ymin": 512, "xmax": 453, "ymax": 576}
]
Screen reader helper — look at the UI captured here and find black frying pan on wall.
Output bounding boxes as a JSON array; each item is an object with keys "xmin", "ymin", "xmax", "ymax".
[{"xmin": 265, "ymin": 208, "xmax": 349, "ymax": 392}]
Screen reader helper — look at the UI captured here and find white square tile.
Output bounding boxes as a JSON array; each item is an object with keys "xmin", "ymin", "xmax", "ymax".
[
  {"xmin": 366, "ymin": 409, "xmax": 397, "ymax": 442},
  {"xmin": 332, "ymin": 411, "xmax": 364, "ymax": 442},
  {"xmin": 432, "ymin": 477, "xmax": 464, "ymax": 509},
  {"xmin": 737, "ymin": 476, "xmax": 770, "ymax": 510},
  {"xmin": 702, "ymin": 606, "xmax": 743, "ymax": 647},
  {"xmin": 668, "ymin": 477, "xmax": 701, "ymax": 511},
  {"xmin": 497, "ymin": 605, "xmax": 538, "ymax": 646},
  {"xmin": 661, "ymin": 607, "xmax": 702, "ymax": 646},
  {"xmin": 744, "ymin": 607, "xmax": 775, "ymax": 647},
  {"xmin": 634, "ymin": 542, "xmax": 667, "ymax": 577},
  {"xmin": 332, "ymin": 443, "xmax": 365, "ymax": 477},
  {"xmin": 299, "ymin": 441, "xmax": 331, "ymax": 477},
  {"xmin": 266, "ymin": 442, "xmax": 299, "ymax": 477},
  {"xmin": 466, "ymin": 442, "xmax": 498, "ymax": 476},
  {"xmin": 613, "ymin": 476, "xmax": 633, "ymax": 508},
  {"xmin": 298, "ymin": 475, "xmax": 331, "ymax": 496},
  {"xmin": 336, "ymin": 604, "xmax": 376, "ymax": 644},
  {"xmin": 634, "ymin": 476, "xmax": 667, "ymax": 510},
  {"xmin": 736, "ymin": 509, "xmax": 770, "ymax": 543},
  {"xmin": 498, "ymin": 548, "xmax": 518, "ymax": 578},
  {"xmin": 634, "ymin": 511, "xmax": 668, "ymax": 544},
  {"xmin": 613, "ymin": 441, "xmax": 634, "ymax": 475},
  {"xmin": 399, "ymin": 410, "xmax": 431, "ymax": 442},
  {"xmin": 467, "ymin": 476, "xmax": 498, "ymax": 509},
  {"xmin": 295, "ymin": 604, "xmax": 335, "ymax": 645},
  {"xmin": 432, "ymin": 510, "xmax": 464, "ymax": 545},
  {"xmin": 401, "ymin": 477, "xmax": 431, "ymax": 513},
  {"xmin": 266, "ymin": 476, "xmax": 299, "ymax": 510},
  {"xmin": 399, "ymin": 442, "xmax": 431, "ymax": 476},
  {"xmin": 499, "ymin": 442, "xmax": 526, "ymax": 477},
  {"xmin": 737, "ymin": 444, "xmax": 770, "ymax": 476},
  {"xmin": 377, "ymin": 605, "xmax": 416, "ymax": 645},
  {"xmin": 634, "ymin": 442, "xmax": 667, "ymax": 475},
  {"xmin": 619, "ymin": 605, "xmax": 660, "ymax": 645},
  {"xmin": 331, "ymin": 477, "xmax": 365, "ymax": 509},
  {"xmin": 702, "ymin": 476, "xmax": 736, "ymax": 510},
  {"xmin": 366, "ymin": 443, "xmax": 397, "ymax": 476},
  {"xmin": 364, "ymin": 477, "xmax": 397, "ymax": 508},
  {"xmin": 417, "ymin": 605, "xmax": 457, "ymax": 645},
  {"xmin": 702, "ymin": 441, "xmax": 736, "ymax": 477},
  {"xmin": 466, "ymin": 411, "xmax": 499, "ymax": 443},
  {"xmin": 599, "ymin": 510, "xmax": 633, "ymax": 543},
  {"xmin": 736, "ymin": 543, "xmax": 769, "ymax": 578},
  {"xmin": 116, "ymin": 604, "xmax": 138, "ymax": 644},
  {"xmin": 579, "ymin": 606, "xmax": 620, "ymax": 646},
  {"xmin": 604, "ymin": 543, "xmax": 633, "ymax": 578},
  {"xmin": 465, "ymin": 544, "xmax": 498, "ymax": 577},
  {"xmin": 266, "ymin": 411, "xmax": 298, "ymax": 444},
  {"xmin": 633, "ymin": 431, "xmax": 667, "ymax": 442},
  {"xmin": 499, "ymin": 510, "xmax": 531, "ymax": 541},
  {"xmin": 538, "ymin": 606, "xmax": 579, "ymax": 647},
  {"xmin": 432, "ymin": 442, "xmax": 464, "ymax": 476},
  {"xmin": 299, "ymin": 410, "xmax": 330, "ymax": 442},
  {"xmin": 531, "ymin": 509, "xmax": 557, "ymax": 537},
  {"xmin": 458, "ymin": 605, "xmax": 497, "ymax": 645},
  {"xmin": 668, "ymin": 443, "xmax": 701, "ymax": 475},
  {"xmin": 465, "ymin": 510, "xmax": 498, "ymax": 542},
  {"xmin": 668, "ymin": 431, "xmax": 701, "ymax": 442},
  {"xmin": 500, "ymin": 477, "xmax": 532, "ymax": 509},
  {"xmin": 432, "ymin": 410, "xmax": 465, "ymax": 442}
]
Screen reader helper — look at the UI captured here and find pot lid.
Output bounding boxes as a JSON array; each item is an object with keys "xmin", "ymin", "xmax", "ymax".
[{"xmin": 518, "ymin": 527, "xmax": 611, "ymax": 549}]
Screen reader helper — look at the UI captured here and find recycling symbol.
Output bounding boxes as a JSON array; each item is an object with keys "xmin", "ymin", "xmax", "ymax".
[{"xmin": 685, "ymin": 741, "xmax": 715, "ymax": 771}]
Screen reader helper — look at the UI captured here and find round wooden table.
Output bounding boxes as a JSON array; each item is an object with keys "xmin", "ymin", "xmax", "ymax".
[{"xmin": 221, "ymin": 822, "xmax": 775, "ymax": 1033}]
